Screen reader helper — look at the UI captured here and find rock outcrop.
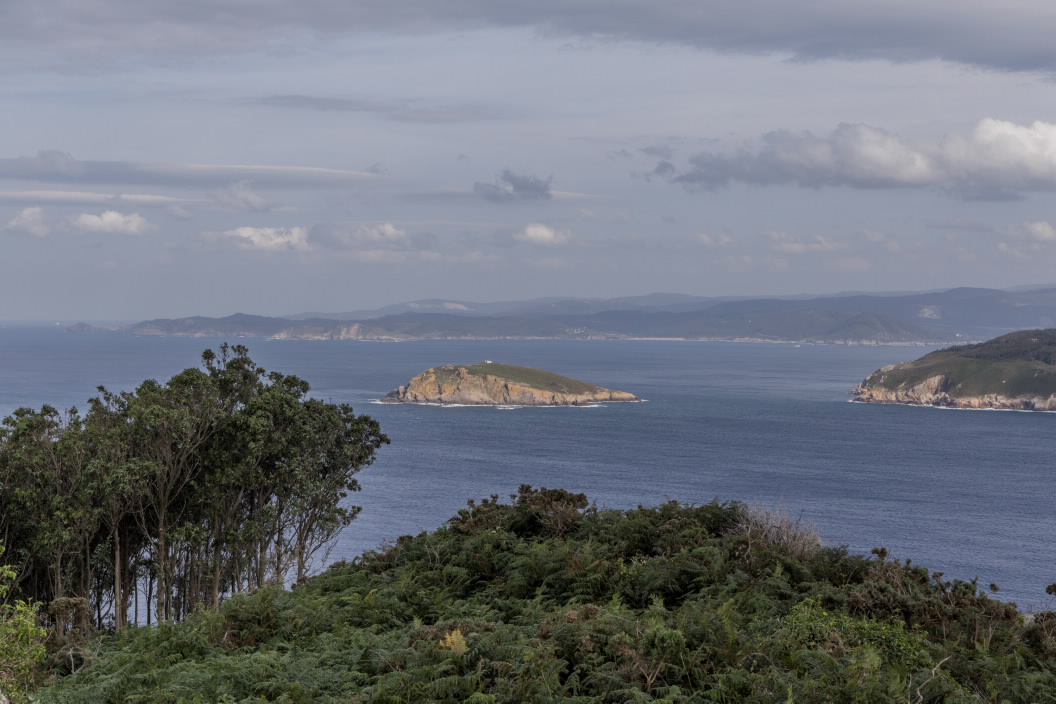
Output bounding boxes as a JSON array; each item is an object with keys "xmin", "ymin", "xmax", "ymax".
[
  {"xmin": 381, "ymin": 363, "xmax": 640, "ymax": 406},
  {"xmin": 853, "ymin": 373, "xmax": 1056, "ymax": 410}
]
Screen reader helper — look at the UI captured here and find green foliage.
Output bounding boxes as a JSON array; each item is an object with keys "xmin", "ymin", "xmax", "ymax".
[
  {"xmin": 32, "ymin": 491, "xmax": 1056, "ymax": 703},
  {"xmin": 0, "ymin": 545, "xmax": 47, "ymax": 701}
]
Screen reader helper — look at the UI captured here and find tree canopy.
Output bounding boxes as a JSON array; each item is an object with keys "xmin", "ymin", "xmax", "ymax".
[{"xmin": 0, "ymin": 344, "xmax": 388, "ymax": 646}]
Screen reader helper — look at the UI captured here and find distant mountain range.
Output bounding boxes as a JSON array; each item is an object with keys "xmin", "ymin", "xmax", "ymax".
[{"xmin": 113, "ymin": 286, "xmax": 1056, "ymax": 344}]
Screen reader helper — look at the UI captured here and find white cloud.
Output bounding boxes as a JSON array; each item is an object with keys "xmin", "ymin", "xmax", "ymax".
[
  {"xmin": 513, "ymin": 223, "xmax": 570, "ymax": 246},
  {"xmin": 670, "ymin": 120, "xmax": 1056, "ymax": 198},
  {"xmin": 213, "ymin": 226, "xmax": 310, "ymax": 251},
  {"xmin": 213, "ymin": 181, "xmax": 274, "ymax": 212},
  {"xmin": 999, "ymin": 220, "xmax": 1056, "ymax": 256},
  {"xmin": 1021, "ymin": 221, "xmax": 1056, "ymax": 242},
  {"xmin": 5, "ymin": 207, "xmax": 50, "ymax": 237},
  {"xmin": 72, "ymin": 210, "xmax": 153, "ymax": 235}
]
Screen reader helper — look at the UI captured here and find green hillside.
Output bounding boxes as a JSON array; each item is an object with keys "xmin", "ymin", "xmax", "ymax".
[
  {"xmin": 865, "ymin": 329, "xmax": 1056, "ymax": 397},
  {"xmin": 32, "ymin": 488, "xmax": 1056, "ymax": 703}
]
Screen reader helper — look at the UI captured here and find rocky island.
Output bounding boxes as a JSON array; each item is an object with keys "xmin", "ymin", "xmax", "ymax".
[
  {"xmin": 853, "ymin": 329, "xmax": 1056, "ymax": 410},
  {"xmin": 381, "ymin": 362, "xmax": 641, "ymax": 406}
]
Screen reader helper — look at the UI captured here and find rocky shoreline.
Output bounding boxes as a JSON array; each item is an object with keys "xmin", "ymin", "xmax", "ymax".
[{"xmin": 852, "ymin": 371, "xmax": 1056, "ymax": 411}]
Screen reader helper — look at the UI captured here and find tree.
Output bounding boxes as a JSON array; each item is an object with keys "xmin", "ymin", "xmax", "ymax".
[{"xmin": 0, "ymin": 344, "xmax": 388, "ymax": 630}]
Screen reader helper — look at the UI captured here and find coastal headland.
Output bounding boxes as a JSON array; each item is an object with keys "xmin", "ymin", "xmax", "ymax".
[{"xmin": 853, "ymin": 329, "xmax": 1056, "ymax": 410}]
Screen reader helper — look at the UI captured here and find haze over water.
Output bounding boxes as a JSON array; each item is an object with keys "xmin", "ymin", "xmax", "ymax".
[{"xmin": 2, "ymin": 327, "xmax": 1052, "ymax": 609}]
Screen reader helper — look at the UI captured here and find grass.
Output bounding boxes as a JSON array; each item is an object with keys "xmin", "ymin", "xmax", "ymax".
[
  {"xmin": 867, "ymin": 329, "xmax": 1056, "ymax": 396},
  {"xmin": 458, "ymin": 363, "xmax": 606, "ymax": 394}
]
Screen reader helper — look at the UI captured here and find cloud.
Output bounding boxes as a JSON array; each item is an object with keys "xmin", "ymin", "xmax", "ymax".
[
  {"xmin": 1021, "ymin": 221, "xmax": 1056, "ymax": 242},
  {"xmin": 71, "ymin": 210, "xmax": 153, "ymax": 235},
  {"xmin": 253, "ymin": 95, "xmax": 497, "ymax": 123},
  {"xmin": 473, "ymin": 170, "xmax": 552, "ymax": 203},
  {"xmin": 999, "ymin": 220, "xmax": 1056, "ymax": 256},
  {"xmin": 7, "ymin": 2, "xmax": 1056, "ymax": 75},
  {"xmin": 864, "ymin": 229, "xmax": 902, "ymax": 253},
  {"xmin": 766, "ymin": 231, "xmax": 845, "ymax": 254},
  {"xmin": 0, "ymin": 151, "xmax": 378, "ymax": 188},
  {"xmin": 662, "ymin": 120, "xmax": 1056, "ymax": 199},
  {"xmin": 513, "ymin": 223, "xmax": 570, "ymax": 246},
  {"xmin": 640, "ymin": 145, "xmax": 674, "ymax": 160},
  {"xmin": 166, "ymin": 205, "xmax": 194, "ymax": 220},
  {"xmin": 213, "ymin": 181, "xmax": 274, "ymax": 212},
  {"xmin": 211, "ymin": 226, "xmax": 310, "ymax": 251},
  {"xmin": 695, "ymin": 232, "xmax": 732, "ymax": 247},
  {"xmin": 310, "ymin": 222, "xmax": 416, "ymax": 250},
  {"xmin": 5, "ymin": 207, "xmax": 50, "ymax": 237},
  {"xmin": 0, "ymin": 189, "xmax": 196, "ymax": 207}
]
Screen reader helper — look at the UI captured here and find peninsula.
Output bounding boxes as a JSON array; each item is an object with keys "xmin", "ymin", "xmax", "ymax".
[
  {"xmin": 852, "ymin": 329, "xmax": 1056, "ymax": 410},
  {"xmin": 381, "ymin": 362, "xmax": 641, "ymax": 405}
]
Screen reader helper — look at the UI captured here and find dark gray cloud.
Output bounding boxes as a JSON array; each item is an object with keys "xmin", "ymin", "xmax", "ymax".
[
  {"xmin": 5, "ymin": 1, "xmax": 1056, "ymax": 74},
  {"xmin": 473, "ymin": 170, "xmax": 552, "ymax": 203},
  {"xmin": 0, "ymin": 151, "xmax": 377, "ymax": 188},
  {"xmin": 659, "ymin": 120, "xmax": 1056, "ymax": 199},
  {"xmin": 253, "ymin": 95, "xmax": 497, "ymax": 124}
]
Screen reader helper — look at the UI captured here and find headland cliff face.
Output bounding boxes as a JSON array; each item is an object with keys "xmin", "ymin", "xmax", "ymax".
[
  {"xmin": 852, "ymin": 369, "xmax": 1056, "ymax": 410},
  {"xmin": 381, "ymin": 365, "xmax": 640, "ymax": 406}
]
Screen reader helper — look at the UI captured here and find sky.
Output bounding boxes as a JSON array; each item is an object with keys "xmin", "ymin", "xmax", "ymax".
[{"xmin": 5, "ymin": 1, "xmax": 1056, "ymax": 321}]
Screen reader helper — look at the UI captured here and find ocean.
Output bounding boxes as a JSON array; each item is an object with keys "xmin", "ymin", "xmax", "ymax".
[{"xmin": 1, "ymin": 325, "xmax": 1053, "ymax": 609}]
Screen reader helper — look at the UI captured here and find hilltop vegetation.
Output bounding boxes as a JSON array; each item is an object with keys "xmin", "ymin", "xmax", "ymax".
[
  {"xmin": 460, "ymin": 363, "xmax": 603, "ymax": 395},
  {"xmin": 32, "ymin": 487, "xmax": 1056, "ymax": 703}
]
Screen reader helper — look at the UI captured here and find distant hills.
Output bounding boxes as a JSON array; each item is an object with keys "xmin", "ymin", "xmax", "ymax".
[{"xmin": 120, "ymin": 286, "xmax": 1056, "ymax": 344}]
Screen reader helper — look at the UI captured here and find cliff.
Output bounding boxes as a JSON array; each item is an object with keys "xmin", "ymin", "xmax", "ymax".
[
  {"xmin": 852, "ymin": 329, "xmax": 1056, "ymax": 410},
  {"xmin": 381, "ymin": 362, "xmax": 641, "ymax": 405}
]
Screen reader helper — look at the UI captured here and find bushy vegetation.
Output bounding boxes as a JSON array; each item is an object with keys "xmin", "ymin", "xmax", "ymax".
[
  {"xmin": 0, "ymin": 344, "xmax": 388, "ymax": 649},
  {"xmin": 33, "ymin": 487, "xmax": 1056, "ymax": 703}
]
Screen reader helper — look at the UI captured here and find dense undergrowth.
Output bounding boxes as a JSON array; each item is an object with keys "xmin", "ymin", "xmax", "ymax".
[{"xmin": 32, "ymin": 487, "xmax": 1056, "ymax": 703}]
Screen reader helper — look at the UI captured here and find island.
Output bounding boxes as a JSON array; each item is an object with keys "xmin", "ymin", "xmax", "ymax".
[
  {"xmin": 381, "ymin": 362, "xmax": 641, "ymax": 405},
  {"xmin": 852, "ymin": 329, "xmax": 1056, "ymax": 410}
]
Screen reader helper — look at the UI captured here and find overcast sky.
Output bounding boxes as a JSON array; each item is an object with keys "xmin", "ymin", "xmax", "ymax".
[{"xmin": 5, "ymin": 1, "xmax": 1056, "ymax": 320}]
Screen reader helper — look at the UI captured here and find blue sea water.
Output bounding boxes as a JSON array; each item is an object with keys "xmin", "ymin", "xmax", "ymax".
[{"xmin": 1, "ymin": 325, "xmax": 1053, "ymax": 609}]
